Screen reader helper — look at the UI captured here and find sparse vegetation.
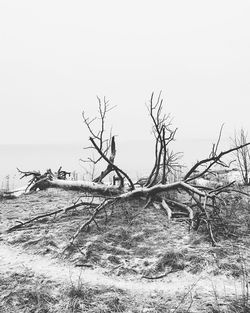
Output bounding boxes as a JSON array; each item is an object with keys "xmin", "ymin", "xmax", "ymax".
[
  {"xmin": 0, "ymin": 187, "xmax": 249, "ymax": 312},
  {"xmin": 1, "ymin": 94, "xmax": 250, "ymax": 312}
]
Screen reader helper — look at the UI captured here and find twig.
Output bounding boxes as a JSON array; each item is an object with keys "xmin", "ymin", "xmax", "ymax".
[
  {"xmin": 6, "ymin": 202, "xmax": 92, "ymax": 233},
  {"xmin": 184, "ymin": 142, "xmax": 250, "ymax": 182},
  {"xmin": 69, "ymin": 198, "xmax": 117, "ymax": 245},
  {"xmin": 171, "ymin": 277, "xmax": 202, "ymax": 312},
  {"xmin": 128, "ymin": 196, "xmax": 152, "ymax": 225},
  {"xmin": 142, "ymin": 269, "xmax": 177, "ymax": 280}
]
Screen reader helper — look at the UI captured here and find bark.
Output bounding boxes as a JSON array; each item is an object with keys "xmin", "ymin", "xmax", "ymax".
[
  {"xmin": 119, "ymin": 181, "xmax": 206, "ymax": 200},
  {"xmin": 161, "ymin": 199, "xmax": 172, "ymax": 220},
  {"xmin": 92, "ymin": 136, "xmax": 124, "ymax": 186},
  {"xmin": 31, "ymin": 179, "xmax": 123, "ymax": 196}
]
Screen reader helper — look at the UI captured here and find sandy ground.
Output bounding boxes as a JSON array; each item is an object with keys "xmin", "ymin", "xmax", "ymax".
[
  {"xmin": 0, "ymin": 242, "xmax": 245, "ymax": 299},
  {"xmin": 0, "ymin": 189, "xmax": 249, "ymax": 312}
]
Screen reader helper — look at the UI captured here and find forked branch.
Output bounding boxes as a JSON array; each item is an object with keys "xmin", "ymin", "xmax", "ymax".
[
  {"xmin": 184, "ymin": 143, "xmax": 250, "ymax": 182},
  {"xmin": 145, "ymin": 92, "xmax": 180, "ymax": 187}
]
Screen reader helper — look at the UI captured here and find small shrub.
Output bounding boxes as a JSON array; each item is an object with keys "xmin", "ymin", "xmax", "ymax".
[
  {"xmin": 155, "ymin": 250, "xmax": 185, "ymax": 272},
  {"xmin": 197, "ymin": 192, "xmax": 250, "ymax": 242}
]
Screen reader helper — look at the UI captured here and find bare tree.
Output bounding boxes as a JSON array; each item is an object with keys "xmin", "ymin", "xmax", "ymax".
[
  {"xmin": 232, "ymin": 128, "xmax": 250, "ymax": 185},
  {"xmin": 80, "ymin": 96, "xmax": 115, "ymax": 183},
  {"xmin": 81, "ymin": 96, "xmax": 134, "ymax": 189},
  {"xmin": 145, "ymin": 92, "xmax": 181, "ymax": 187}
]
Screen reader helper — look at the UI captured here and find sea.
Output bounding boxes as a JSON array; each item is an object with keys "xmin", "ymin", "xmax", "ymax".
[
  {"xmin": 0, "ymin": 138, "xmax": 228, "ymax": 191},
  {"xmin": 0, "ymin": 142, "xmax": 156, "ymax": 190}
]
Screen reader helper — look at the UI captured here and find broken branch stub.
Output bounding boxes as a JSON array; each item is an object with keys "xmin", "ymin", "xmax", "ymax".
[{"xmin": 81, "ymin": 97, "xmax": 132, "ymax": 188}]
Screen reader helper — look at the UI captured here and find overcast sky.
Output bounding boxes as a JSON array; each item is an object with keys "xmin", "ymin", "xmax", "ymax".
[{"xmin": 0, "ymin": 0, "xmax": 250, "ymax": 148}]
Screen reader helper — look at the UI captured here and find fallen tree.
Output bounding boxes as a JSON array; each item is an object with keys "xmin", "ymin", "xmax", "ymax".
[
  {"xmin": 17, "ymin": 167, "xmax": 71, "ymax": 192},
  {"xmin": 12, "ymin": 93, "xmax": 250, "ymax": 247}
]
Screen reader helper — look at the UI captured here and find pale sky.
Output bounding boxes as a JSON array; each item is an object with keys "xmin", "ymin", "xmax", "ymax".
[{"xmin": 0, "ymin": 0, "xmax": 250, "ymax": 148}]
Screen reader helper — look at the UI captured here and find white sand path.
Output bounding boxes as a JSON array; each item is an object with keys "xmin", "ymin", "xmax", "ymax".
[{"xmin": 0, "ymin": 243, "xmax": 246, "ymax": 300}]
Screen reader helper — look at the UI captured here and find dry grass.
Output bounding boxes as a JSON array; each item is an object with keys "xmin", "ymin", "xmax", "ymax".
[
  {"xmin": 2, "ymin": 268, "xmax": 248, "ymax": 313},
  {"xmin": 0, "ymin": 269, "xmax": 188, "ymax": 313},
  {"xmin": 1, "ymin": 189, "xmax": 250, "ymax": 278},
  {"xmin": 0, "ymin": 254, "xmax": 249, "ymax": 312},
  {"xmin": 0, "ymin": 270, "xmax": 133, "ymax": 313},
  {"xmin": 0, "ymin": 188, "xmax": 250, "ymax": 312},
  {"xmin": 0, "ymin": 272, "xmax": 58, "ymax": 313}
]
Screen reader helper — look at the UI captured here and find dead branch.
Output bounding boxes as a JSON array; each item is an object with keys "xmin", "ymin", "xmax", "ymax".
[
  {"xmin": 119, "ymin": 181, "xmax": 207, "ymax": 200},
  {"xmin": 17, "ymin": 168, "xmax": 42, "ymax": 192},
  {"xmin": 89, "ymin": 137, "xmax": 133, "ymax": 189},
  {"xmin": 142, "ymin": 269, "xmax": 177, "ymax": 280},
  {"xmin": 209, "ymin": 181, "xmax": 235, "ymax": 195},
  {"xmin": 92, "ymin": 136, "xmax": 121, "ymax": 184},
  {"xmin": 128, "ymin": 196, "xmax": 152, "ymax": 225},
  {"xmin": 18, "ymin": 167, "xmax": 71, "ymax": 192},
  {"xmin": 184, "ymin": 142, "xmax": 250, "ymax": 182},
  {"xmin": 145, "ymin": 92, "xmax": 180, "ymax": 187},
  {"xmin": 161, "ymin": 199, "xmax": 172, "ymax": 220},
  {"xmin": 81, "ymin": 97, "xmax": 131, "ymax": 189},
  {"xmin": 202, "ymin": 195, "xmax": 217, "ymax": 246},
  {"xmin": 81, "ymin": 97, "xmax": 115, "ymax": 182},
  {"xmin": 165, "ymin": 198, "xmax": 193, "ymax": 226},
  {"xmin": 57, "ymin": 166, "xmax": 71, "ymax": 180},
  {"xmin": 68, "ymin": 198, "xmax": 117, "ymax": 245},
  {"xmin": 231, "ymin": 128, "xmax": 250, "ymax": 185},
  {"xmin": 6, "ymin": 202, "xmax": 91, "ymax": 233},
  {"xmin": 188, "ymin": 193, "xmax": 216, "ymax": 246}
]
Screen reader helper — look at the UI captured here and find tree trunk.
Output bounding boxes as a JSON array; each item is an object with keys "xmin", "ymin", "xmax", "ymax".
[{"xmin": 31, "ymin": 179, "xmax": 123, "ymax": 196}]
